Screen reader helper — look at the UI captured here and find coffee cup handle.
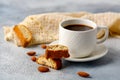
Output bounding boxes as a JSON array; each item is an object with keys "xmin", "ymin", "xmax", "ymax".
[{"xmin": 97, "ymin": 26, "xmax": 109, "ymax": 44}]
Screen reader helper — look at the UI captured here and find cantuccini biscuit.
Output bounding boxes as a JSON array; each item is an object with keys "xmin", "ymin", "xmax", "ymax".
[
  {"xmin": 36, "ymin": 55, "xmax": 62, "ymax": 70},
  {"xmin": 13, "ymin": 25, "xmax": 32, "ymax": 47},
  {"xmin": 45, "ymin": 45, "xmax": 70, "ymax": 59}
]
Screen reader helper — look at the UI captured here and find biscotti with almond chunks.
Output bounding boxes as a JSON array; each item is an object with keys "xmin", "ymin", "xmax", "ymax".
[
  {"xmin": 45, "ymin": 45, "xmax": 70, "ymax": 59},
  {"xmin": 36, "ymin": 55, "xmax": 62, "ymax": 70}
]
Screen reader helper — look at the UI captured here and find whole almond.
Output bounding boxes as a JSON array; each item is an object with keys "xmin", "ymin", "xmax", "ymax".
[
  {"xmin": 31, "ymin": 56, "xmax": 36, "ymax": 62},
  {"xmin": 77, "ymin": 71, "xmax": 90, "ymax": 77},
  {"xmin": 41, "ymin": 44, "xmax": 47, "ymax": 49},
  {"xmin": 27, "ymin": 51, "xmax": 36, "ymax": 56},
  {"xmin": 38, "ymin": 66, "xmax": 49, "ymax": 72}
]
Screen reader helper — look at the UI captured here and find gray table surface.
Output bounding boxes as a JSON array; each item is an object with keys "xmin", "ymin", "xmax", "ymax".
[{"xmin": 0, "ymin": 0, "xmax": 120, "ymax": 80}]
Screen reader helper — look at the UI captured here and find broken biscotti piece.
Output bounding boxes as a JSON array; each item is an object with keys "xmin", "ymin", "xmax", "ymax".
[
  {"xmin": 36, "ymin": 55, "xmax": 62, "ymax": 70},
  {"xmin": 45, "ymin": 45, "xmax": 70, "ymax": 59},
  {"xmin": 37, "ymin": 45, "xmax": 70, "ymax": 70},
  {"xmin": 13, "ymin": 25, "xmax": 32, "ymax": 47}
]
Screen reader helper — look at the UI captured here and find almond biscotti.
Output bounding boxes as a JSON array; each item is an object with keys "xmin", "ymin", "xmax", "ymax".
[
  {"xmin": 36, "ymin": 55, "xmax": 62, "ymax": 70},
  {"xmin": 45, "ymin": 45, "xmax": 70, "ymax": 59},
  {"xmin": 13, "ymin": 25, "xmax": 32, "ymax": 47}
]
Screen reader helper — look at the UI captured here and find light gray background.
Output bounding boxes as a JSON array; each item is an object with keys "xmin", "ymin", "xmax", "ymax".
[{"xmin": 0, "ymin": 0, "xmax": 120, "ymax": 80}]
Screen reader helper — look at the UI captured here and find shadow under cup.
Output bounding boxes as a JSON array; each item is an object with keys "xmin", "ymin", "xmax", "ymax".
[{"xmin": 59, "ymin": 19, "xmax": 98, "ymax": 58}]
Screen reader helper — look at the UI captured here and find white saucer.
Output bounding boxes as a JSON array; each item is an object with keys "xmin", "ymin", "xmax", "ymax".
[{"xmin": 49, "ymin": 40, "xmax": 108, "ymax": 62}]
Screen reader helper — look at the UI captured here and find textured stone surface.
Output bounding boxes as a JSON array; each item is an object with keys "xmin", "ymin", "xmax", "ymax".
[{"xmin": 0, "ymin": 0, "xmax": 120, "ymax": 80}]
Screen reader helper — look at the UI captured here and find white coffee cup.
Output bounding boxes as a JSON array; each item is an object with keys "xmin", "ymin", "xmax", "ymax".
[{"xmin": 59, "ymin": 19, "xmax": 108, "ymax": 58}]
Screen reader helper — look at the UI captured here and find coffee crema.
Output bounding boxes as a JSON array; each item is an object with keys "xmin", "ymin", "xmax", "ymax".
[{"xmin": 64, "ymin": 24, "xmax": 93, "ymax": 31}]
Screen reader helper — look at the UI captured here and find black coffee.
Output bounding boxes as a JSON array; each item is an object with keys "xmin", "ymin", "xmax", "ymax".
[{"xmin": 64, "ymin": 24, "xmax": 93, "ymax": 31}]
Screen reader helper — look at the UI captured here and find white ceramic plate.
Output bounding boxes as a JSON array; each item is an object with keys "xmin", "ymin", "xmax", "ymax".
[{"xmin": 49, "ymin": 40, "xmax": 108, "ymax": 62}]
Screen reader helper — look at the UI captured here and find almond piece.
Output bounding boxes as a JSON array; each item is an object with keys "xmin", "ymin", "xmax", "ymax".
[
  {"xmin": 77, "ymin": 71, "xmax": 90, "ymax": 78},
  {"xmin": 27, "ymin": 51, "xmax": 36, "ymax": 56},
  {"xmin": 41, "ymin": 44, "xmax": 47, "ymax": 49},
  {"xmin": 31, "ymin": 56, "xmax": 36, "ymax": 62},
  {"xmin": 38, "ymin": 66, "xmax": 49, "ymax": 72}
]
